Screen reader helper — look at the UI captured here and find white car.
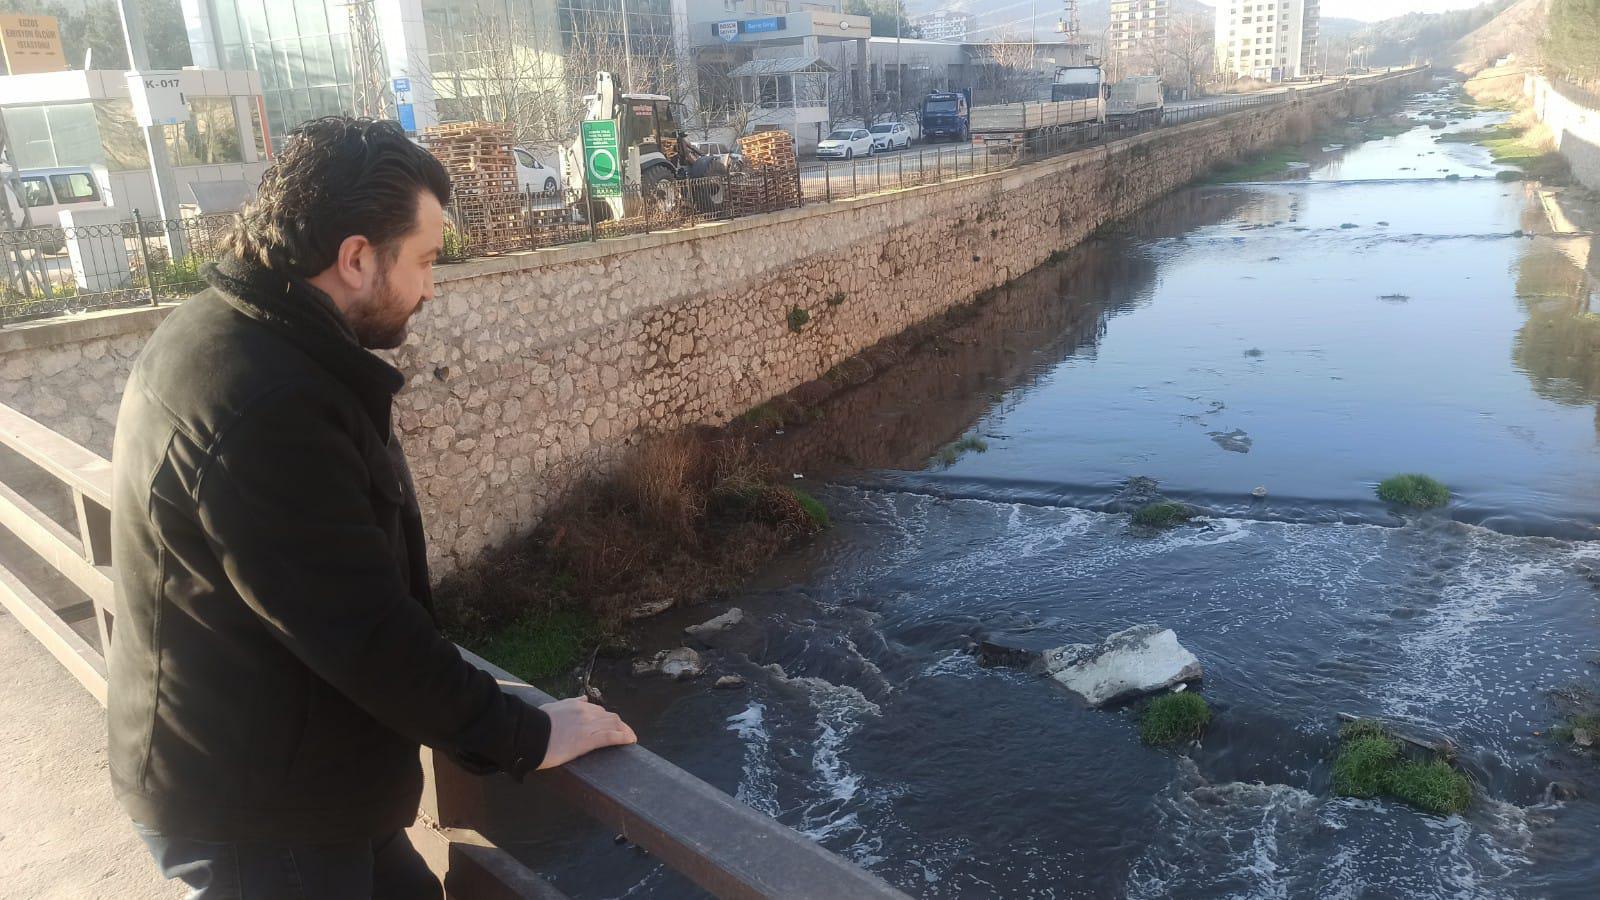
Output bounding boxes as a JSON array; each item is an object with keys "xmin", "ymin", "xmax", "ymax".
[
  {"xmin": 514, "ymin": 148, "xmax": 562, "ymax": 194},
  {"xmin": 2, "ymin": 165, "xmax": 111, "ymax": 253},
  {"xmin": 869, "ymin": 122, "xmax": 911, "ymax": 152},
  {"xmin": 815, "ymin": 128, "xmax": 875, "ymax": 160}
]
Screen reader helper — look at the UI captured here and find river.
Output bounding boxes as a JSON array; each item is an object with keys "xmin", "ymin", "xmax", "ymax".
[{"xmin": 500, "ymin": 82, "xmax": 1600, "ymax": 898}]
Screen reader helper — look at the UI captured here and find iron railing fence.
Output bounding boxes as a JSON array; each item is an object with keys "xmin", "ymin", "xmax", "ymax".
[
  {"xmin": 0, "ymin": 212, "xmax": 235, "ymax": 325},
  {"xmin": 444, "ymin": 168, "xmax": 803, "ymax": 257},
  {"xmin": 1, "ymin": 75, "xmax": 1399, "ymax": 324}
]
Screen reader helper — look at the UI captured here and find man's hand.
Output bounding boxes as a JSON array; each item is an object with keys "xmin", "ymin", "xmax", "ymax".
[{"xmin": 537, "ymin": 697, "xmax": 638, "ymax": 769}]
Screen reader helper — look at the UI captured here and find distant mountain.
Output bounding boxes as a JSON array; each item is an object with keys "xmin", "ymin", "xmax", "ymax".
[
  {"xmin": 1451, "ymin": 0, "xmax": 1549, "ymax": 72},
  {"xmin": 1343, "ymin": 0, "xmax": 1521, "ymax": 67}
]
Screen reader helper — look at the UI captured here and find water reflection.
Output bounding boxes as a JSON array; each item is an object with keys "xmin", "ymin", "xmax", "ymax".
[
  {"xmin": 1513, "ymin": 231, "xmax": 1600, "ymax": 409},
  {"xmin": 764, "ymin": 188, "xmax": 1254, "ymax": 477}
]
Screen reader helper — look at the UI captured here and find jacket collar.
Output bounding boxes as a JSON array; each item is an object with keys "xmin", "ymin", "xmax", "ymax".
[{"xmin": 205, "ymin": 256, "xmax": 405, "ymax": 434}]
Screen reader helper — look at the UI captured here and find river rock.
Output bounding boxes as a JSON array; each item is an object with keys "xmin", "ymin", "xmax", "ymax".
[
  {"xmin": 1036, "ymin": 625, "xmax": 1202, "ymax": 707},
  {"xmin": 632, "ymin": 647, "xmax": 705, "ymax": 680},
  {"xmin": 685, "ymin": 608, "xmax": 745, "ymax": 643},
  {"xmin": 627, "ymin": 598, "xmax": 675, "ymax": 620},
  {"xmin": 972, "ymin": 640, "xmax": 1043, "ymax": 669},
  {"xmin": 715, "ymin": 675, "xmax": 747, "ymax": 690}
]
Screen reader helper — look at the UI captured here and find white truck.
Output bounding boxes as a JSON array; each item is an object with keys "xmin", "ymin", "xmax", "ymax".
[
  {"xmin": 968, "ymin": 66, "xmax": 1106, "ymax": 147},
  {"xmin": 1106, "ymin": 76, "xmax": 1164, "ymax": 128}
]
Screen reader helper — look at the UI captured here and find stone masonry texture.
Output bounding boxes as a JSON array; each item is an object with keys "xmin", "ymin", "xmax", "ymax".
[{"xmin": 0, "ymin": 72, "xmax": 1428, "ymax": 578}]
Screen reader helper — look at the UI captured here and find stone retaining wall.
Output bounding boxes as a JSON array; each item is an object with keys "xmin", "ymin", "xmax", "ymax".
[
  {"xmin": 1526, "ymin": 76, "xmax": 1600, "ymax": 193},
  {"xmin": 0, "ymin": 70, "xmax": 1428, "ymax": 576}
]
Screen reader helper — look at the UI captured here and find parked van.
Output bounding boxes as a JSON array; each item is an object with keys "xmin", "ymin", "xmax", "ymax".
[{"xmin": 2, "ymin": 165, "xmax": 112, "ymax": 253}]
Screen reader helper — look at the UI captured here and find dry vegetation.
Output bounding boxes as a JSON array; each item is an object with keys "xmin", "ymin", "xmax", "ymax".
[{"xmin": 437, "ymin": 430, "xmax": 829, "ymax": 652}]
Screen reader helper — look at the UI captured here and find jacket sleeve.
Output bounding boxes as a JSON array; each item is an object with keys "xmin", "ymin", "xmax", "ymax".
[{"xmin": 193, "ymin": 385, "xmax": 550, "ymax": 776}]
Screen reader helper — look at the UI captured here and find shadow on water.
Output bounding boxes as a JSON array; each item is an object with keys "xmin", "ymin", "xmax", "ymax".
[{"xmin": 503, "ymin": 86, "xmax": 1600, "ymax": 899}]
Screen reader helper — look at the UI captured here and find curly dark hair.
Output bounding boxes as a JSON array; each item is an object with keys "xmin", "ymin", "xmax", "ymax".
[{"xmin": 225, "ymin": 117, "xmax": 451, "ymax": 277}]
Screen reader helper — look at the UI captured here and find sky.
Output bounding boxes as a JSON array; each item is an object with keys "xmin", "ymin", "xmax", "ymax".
[{"xmin": 1318, "ymin": 0, "xmax": 1492, "ymax": 21}]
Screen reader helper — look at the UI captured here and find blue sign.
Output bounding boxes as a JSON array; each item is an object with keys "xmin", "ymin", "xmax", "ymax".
[
  {"xmin": 397, "ymin": 102, "xmax": 416, "ymax": 133},
  {"xmin": 743, "ymin": 16, "xmax": 783, "ymax": 33},
  {"xmin": 392, "ymin": 77, "xmax": 410, "ymax": 93},
  {"xmin": 716, "ymin": 20, "xmax": 738, "ymax": 42}
]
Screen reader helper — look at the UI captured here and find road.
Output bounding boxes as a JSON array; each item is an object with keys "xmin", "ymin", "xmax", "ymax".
[{"xmin": 793, "ymin": 89, "xmax": 1298, "ymax": 197}]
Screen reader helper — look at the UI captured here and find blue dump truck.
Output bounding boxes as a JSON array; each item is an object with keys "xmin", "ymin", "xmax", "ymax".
[{"xmin": 919, "ymin": 89, "xmax": 972, "ymax": 142}]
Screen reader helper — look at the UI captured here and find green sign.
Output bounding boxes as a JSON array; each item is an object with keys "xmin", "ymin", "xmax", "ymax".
[{"xmin": 580, "ymin": 119, "xmax": 621, "ymax": 198}]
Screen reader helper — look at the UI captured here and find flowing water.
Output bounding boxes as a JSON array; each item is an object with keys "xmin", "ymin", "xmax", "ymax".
[{"xmin": 500, "ymin": 84, "xmax": 1600, "ymax": 898}]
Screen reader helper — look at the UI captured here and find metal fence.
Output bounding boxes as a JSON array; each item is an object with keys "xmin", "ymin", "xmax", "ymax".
[
  {"xmin": 0, "ymin": 80, "xmax": 1361, "ymax": 325},
  {"xmin": 0, "ymin": 212, "xmax": 234, "ymax": 325},
  {"xmin": 443, "ymin": 168, "xmax": 801, "ymax": 259}
]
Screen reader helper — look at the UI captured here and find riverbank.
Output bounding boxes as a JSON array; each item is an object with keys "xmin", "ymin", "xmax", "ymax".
[
  {"xmin": 487, "ymin": 83, "xmax": 1600, "ymax": 898},
  {"xmin": 450, "ymin": 76, "xmax": 1439, "ymax": 693}
]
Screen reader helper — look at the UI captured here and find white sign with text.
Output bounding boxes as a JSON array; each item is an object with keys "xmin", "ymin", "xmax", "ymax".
[{"xmin": 126, "ymin": 70, "xmax": 189, "ymax": 127}]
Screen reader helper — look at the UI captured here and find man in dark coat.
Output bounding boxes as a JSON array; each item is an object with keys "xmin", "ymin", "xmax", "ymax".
[{"xmin": 108, "ymin": 116, "xmax": 635, "ymax": 898}]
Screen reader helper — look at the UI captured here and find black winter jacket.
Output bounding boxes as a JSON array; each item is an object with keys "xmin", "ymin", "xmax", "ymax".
[{"xmin": 107, "ymin": 257, "xmax": 549, "ymax": 842}]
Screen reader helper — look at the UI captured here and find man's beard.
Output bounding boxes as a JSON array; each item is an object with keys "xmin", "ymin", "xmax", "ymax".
[{"xmin": 345, "ymin": 255, "xmax": 414, "ymax": 350}]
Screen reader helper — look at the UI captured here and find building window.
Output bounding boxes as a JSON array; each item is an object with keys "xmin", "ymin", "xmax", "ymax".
[
  {"xmin": 95, "ymin": 99, "xmax": 150, "ymax": 172},
  {"xmin": 163, "ymin": 97, "xmax": 244, "ymax": 167},
  {"xmin": 2, "ymin": 102, "xmax": 108, "ymax": 170}
]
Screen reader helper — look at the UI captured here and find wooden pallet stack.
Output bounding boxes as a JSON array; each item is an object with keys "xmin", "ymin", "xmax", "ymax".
[
  {"xmin": 421, "ymin": 121, "xmax": 524, "ymax": 252},
  {"xmin": 733, "ymin": 130, "xmax": 801, "ymax": 215}
]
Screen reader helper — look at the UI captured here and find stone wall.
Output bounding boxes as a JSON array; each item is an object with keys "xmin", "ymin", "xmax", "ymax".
[
  {"xmin": 0, "ymin": 70, "xmax": 1429, "ymax": 577},
  {"xmin": 1526, "ymin": 76, "xmax": 1600, "ymax": 193}
]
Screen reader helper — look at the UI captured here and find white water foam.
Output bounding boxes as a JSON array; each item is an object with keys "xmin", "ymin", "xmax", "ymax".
[{"xmin": 724, "ymin": 701, "xmax": 781, "ymax": 819}]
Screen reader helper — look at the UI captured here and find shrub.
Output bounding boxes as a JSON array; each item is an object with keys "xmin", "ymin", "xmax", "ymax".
[
  {"xmin": 787, "ymin": 306, "xmax": 810, "ymax": 332},
  {"xmin": 1133, "ymin": 501, "xmax": 1193, "ymax": 528},
  {"xmin": 1140, "ymin": 692, "xmax": 1211, "ymax": 745},
  {"xmin": 787, "ymin": 487, "xmax": 831, "ymax": 530},
  {"xmin": 1332, "ymin": 719, "xmax": 1472, "ymax": 815},
  {"xmin": 1377, "ymin": 474, "xmax": 1450, "ymax": 509}
]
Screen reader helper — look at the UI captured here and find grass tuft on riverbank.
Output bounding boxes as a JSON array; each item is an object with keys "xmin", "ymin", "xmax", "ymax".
[
  {"xmin": 1377, "ymin": 474, "xmax": 1451, "ymax": 509},
  {"xmin": 935, "ymin": 434, "xmax": 989, "ymax": 466},
  {"xmin": 475, "ymin": 608, "xmax": 601, "ymax": 683},
  {"xmin": 1210, "ymin": 146, "xmax": 1308, "ymax": 183},
  {"xmin": 1132, "ymin": 501, "xmax": 1193, "ymax": 528},
  {"xmin": 436, "ymin": 430, "xmax": 828, "ymax": 685},
  {"xmin": 1333, "ymin": 720, "xmax": 1472, "ymax": 816},
  {"xmin": 1140, "ymin": 692, "xmax": 1211, "ymax": 745},
  {"xmin": 1437, "ymin": 119, "xmax": 1569, "ymax": 182}
]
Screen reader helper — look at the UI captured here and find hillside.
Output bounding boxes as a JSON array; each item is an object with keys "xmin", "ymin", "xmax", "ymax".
[
  {"xmin": 1451, "ymin": 0, "xmax": 1549, "ymax": 73},
  {"xmin": 1345, "ymin": 0, "xmax": 1519, "ymax": 67}
]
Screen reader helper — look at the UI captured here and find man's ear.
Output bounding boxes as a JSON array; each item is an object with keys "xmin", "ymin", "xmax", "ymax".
[{"xmin": 334, "ymin": 234, "xmax": 376, "ymax": 292}]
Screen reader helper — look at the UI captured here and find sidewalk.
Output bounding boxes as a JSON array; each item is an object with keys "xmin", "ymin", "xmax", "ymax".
[{"xmin": 0, "ymin": 608, "xmax": 175, "ymax": 898}]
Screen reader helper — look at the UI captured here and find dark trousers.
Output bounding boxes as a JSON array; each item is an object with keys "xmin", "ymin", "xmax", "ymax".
[{"xmin": 135, "ymin": 824, "xmax": 443, "ymax": 899}]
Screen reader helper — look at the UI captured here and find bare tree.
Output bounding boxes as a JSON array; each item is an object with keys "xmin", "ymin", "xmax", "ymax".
[
  {"xmin": 427, "ymin": 5, "xmax": 682, "ymax": 151},
  {"xmin": 685, "ymin": 60, "xmax": 767, "ymax": 144},
  {"xmin": 1164, "ymin": 13, "xmax": 1213, "ymax": 98},
  {"xmin": 973, "ymin": 37, "xmax": 1046, "ymax": 104}
]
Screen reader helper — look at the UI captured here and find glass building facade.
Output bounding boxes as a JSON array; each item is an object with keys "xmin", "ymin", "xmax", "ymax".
[
  {"xmin": 188, "ymin": 0, "xmax": 679, "ymax": 146},
  {"xmin": 205, "ymin": 0, "xmax": 355, "ymax": 140}
]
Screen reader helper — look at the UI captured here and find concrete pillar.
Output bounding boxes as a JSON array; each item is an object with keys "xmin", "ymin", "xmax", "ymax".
[
  {"xmin": 855, "ymin": 38, "xmax": 868, "ymax": 118},
  {"xmin": 58, "ymin": 208, "xmax": 131, "ymax": 294}
]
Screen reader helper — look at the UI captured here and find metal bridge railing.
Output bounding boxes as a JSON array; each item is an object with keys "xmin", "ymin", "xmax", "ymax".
[{"xmin": 0, "ymin": 399, "xmax": 909, "ymax": 900}]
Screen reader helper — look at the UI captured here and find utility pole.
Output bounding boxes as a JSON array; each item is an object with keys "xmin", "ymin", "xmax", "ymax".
[
  {"xmin": 114, "ymin": 0, "xmax": 185, "ymax": 256},
  {"xmin": 620, "ymin": 0, "xmax": 635, "ymax": 92},
  {"xmin": 895, "ymin": 0, "xmax": 902, "ymax": 119}
]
